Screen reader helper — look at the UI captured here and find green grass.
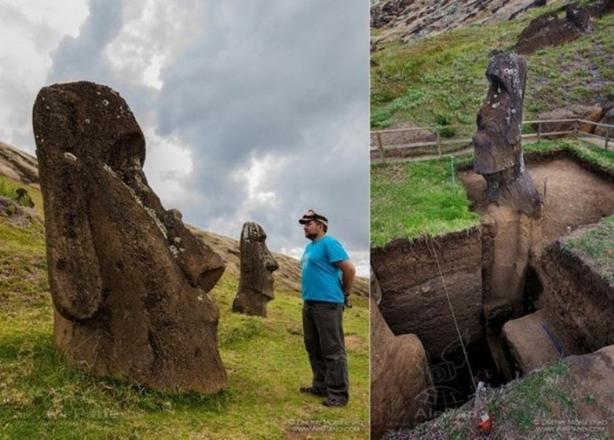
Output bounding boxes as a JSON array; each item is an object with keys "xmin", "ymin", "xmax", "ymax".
[
  {"xmin": 371, "ymin": 138, "xmax": 614, "ymax": 247},
  {"xmin": 370, "ymin": 158, "xmax": 480, "ymax": 247},
  {"xmin": 411, "ymin": 361, "xmax": 574, "ymax": 439},
  {"xmin": 562, "ymin": 215, "xmax": 614, "ymax": 284},
  {"xmin": 371, "ymin": 0, "xmax": 614, "ymax": 129},
  {"xmin": 0, "ymin": 186, "xmax": 369, "ymax": 439},
  {"xmin": 0, "ymin": 176, "xmax": 38, "ymax": 212}
]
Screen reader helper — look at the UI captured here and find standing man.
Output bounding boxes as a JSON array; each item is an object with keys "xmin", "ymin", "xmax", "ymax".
[{"xmin": 298, "ymin": 209, "xmax": 355, "ymax": 407}]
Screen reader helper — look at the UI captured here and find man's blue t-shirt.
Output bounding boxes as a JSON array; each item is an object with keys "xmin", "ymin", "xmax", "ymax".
[{"xmin": 301, "ymin": 235, "xmax": 349, "ymax": 304}]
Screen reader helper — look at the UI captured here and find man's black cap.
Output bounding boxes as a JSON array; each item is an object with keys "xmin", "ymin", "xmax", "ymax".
[{"xmin": 298, "ymin": 209, "xmax": 328, "ymax": 227}]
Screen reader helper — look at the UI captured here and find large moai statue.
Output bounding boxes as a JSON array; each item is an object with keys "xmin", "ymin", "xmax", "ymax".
[
  {"xmin": 32, "ymin": 81, "xmax": 228, "ymax": 394},
  {"xmin": 232, "ymin": 222, "xmax": 279, "ymax": 317},
  {"xmin": 472, "ymin": 54, "xmax": 542, "ymax": 379},
  {"xmin": 473, "ymin": 52, "xmax": 541, "ymax": 215}
]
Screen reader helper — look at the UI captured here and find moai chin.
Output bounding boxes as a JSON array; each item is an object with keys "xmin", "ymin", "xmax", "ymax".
[
  {"xmin": 32, "ymin": 81, "xmax": 228, "ymax": 394},
  {"xmin": 232, "ymin": 222, "xmax": 279, "ymax": 317},
  {"xmin": 473, "ymin": 52, "xmax": 540, "ymax": 216}
]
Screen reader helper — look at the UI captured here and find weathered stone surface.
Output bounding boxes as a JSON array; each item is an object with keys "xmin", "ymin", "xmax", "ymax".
[
  {"xmin": 371, "ymin": 298, "xmax": 433, "ymax": 439},
  {"xmin": 371, "ymin": 0, "xmax": 545, "ymax": 44},
  {"xmin": 502, "ymin": 309, "xmax": 581, "ymax": 374},
  {"xmin": 232, "ymin": 222, "xmax": 279, "ymax": 317},
  {"xmin": 473, "ymin": 53, "xmax": 541, "ymax": 216},
  {"xmin": 372, "ymin": 228, "xmax": 483, "ymax": 361},
  {"xmin": 514, "ymin": 4, "xmax": 592, "ymax": 54},
  {"xmin": 32, "ymin": 81, "xmax": 227, "ymax": 394}
]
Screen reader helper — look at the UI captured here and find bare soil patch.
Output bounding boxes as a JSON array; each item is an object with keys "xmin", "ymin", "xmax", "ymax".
[{"xmin": 460, "ymin": 157, "xmax": 614, "ymax": 244}]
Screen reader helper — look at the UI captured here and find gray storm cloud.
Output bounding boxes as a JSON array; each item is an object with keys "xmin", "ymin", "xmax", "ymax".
[{"xmin": 44, "ymin": 0, "xmax": 369, "ymax": 261}]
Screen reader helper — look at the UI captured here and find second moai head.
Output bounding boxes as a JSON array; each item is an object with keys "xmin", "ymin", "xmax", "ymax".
[{"xmin": 232, "ymin": 222, "xmax": 279, "ymax": 317}]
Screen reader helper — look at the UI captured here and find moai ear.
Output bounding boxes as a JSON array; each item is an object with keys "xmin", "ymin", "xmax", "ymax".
[{"xmin": 33, "ymin": 87, "xmax": 103, "ymax": 321}]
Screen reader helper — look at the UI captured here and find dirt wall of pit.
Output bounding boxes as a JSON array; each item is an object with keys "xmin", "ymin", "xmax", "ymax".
[
  {"xmin": 537, "ymin": 239, "xmax": 614, "ymax": 352},
  {"xmin": 371, "ymin": 227, "xmax": 483, "ymax": 360}
]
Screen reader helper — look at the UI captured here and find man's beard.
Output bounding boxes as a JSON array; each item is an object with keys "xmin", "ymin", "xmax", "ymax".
[{"xmin": 305, "ymin": 232, "xmax": 318, "ymax": 240}]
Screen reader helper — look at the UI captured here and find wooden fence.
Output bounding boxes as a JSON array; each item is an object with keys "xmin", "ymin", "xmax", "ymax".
[{"xmin": 371, "ymin": 118, "xmax": 613, "ymax": 163}]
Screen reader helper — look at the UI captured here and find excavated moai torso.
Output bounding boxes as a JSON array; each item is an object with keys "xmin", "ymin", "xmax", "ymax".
[
  {"xmin": 32, "ymin": 81, "xmax": 228, "ymax": 394},
  {"xmin": 232, "ymin": 222, "xmax": 279, "ymax": 317},
  {"xmin": 473, "ymin": 52, "xmax": 541, "ymax": 216},
  {"xmin": 472, "ymin": 54, "xmax": 543, "ymax": 379}
]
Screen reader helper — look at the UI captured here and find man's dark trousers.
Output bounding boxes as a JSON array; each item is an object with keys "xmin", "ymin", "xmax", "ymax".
[{"xmin": 302, "ymin": 300, "xmax": 349, "ymax": 402}]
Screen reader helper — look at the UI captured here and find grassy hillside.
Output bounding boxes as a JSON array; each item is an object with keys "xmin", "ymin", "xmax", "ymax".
[
  {"xmin": 371, "ymin": 139, "xmax": 614, "ymax": 246},
  {"xmin": 371, "ymin": 0, "xmax": 614, "ymax": 129},
  {"xmin": 562, "ymin": 214, "xmax": 614, "ymax": 283},
  {"xmin": 0, "ymin": 179, "xmax": 369, "ymax": 439}
]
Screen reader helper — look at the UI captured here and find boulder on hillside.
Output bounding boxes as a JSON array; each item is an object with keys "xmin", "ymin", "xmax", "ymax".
[
  {"xmin": 535, "ymin": 104, "xmax": 604, "ymax": 134},
  {"xmin": 371, "ymin": 298, "xmax": 433, "ymax": 439},
  {"xmin": 32, "ymin": 81, "xmax": 228, "ymax": 394},
  {"xmin": 595, "ymin": 108, "xmax": 614, "ymax": 136},
  {"xmin": 514, "ymin": 4, "xmax": 592, "ymax": 54}
]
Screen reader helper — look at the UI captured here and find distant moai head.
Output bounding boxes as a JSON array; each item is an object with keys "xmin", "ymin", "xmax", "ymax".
[
  {"xmin": 473, "ymin": 52, "xmax": 527, "ymax": 177},
  {"xmin": 232, "ymin": 222, "xmax": 279, "ymax": 317},
  {"xmin": 32, "ymin": 81, "xmax": 227, "ymax": 394}
]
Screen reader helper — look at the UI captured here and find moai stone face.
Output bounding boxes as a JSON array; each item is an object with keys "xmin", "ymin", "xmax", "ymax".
[
  {"xmin": 232, "ymin": 222, "xmax": 279, "ymax": 317},
  {"xmin": 473, "ymin": 53, "xmax": 541, "ymax": 216},
  {"xmin": 32, "ymin": 81, "xmax": 227, "ymax": 394},
  {"xmin": 473, "ymin": 52, "xmax": 526, "ymax": 177}
]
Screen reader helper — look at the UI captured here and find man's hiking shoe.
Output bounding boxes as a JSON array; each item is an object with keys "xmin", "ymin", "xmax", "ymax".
[
  {"xmin": 322, "ymin": 397, "xmax": 348, "ymax": 407},
  {"xmin": 299, "ymin": 386, "xmax": 326, "ymax": 397}
]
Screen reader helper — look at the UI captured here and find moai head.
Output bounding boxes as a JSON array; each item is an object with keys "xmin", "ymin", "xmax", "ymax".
[
  {"xmin": 32, "ymin": 81, "xmax": 227, "ymax": 394},
  {"xmin": 473, "ymin": 53, "xmax": 527, "ymax": 177},
  {"xmin": 232, "ymin": 222, "xmax": 279, "ymax": 316}
]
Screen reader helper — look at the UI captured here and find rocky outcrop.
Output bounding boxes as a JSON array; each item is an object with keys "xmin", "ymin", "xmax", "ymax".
[
  {"xmin": 371, "ymin": 228, "xmax": 483, "ymax": 361},
  {"xmin": 33, "ymin": 81, "xmax": 228, "ymax": 394},
  {"xmin": 0, "ymin": 141, "xmax": 39, "ymax": 185},
  {"xmin": 232, "ymin": 222, "xmax": 279, "ymax": 317},
  {"xmin": 371, "ymin": 0, "xmax": 546, "ymax": 44},
  {"xmin": 371, "ymin": 298, "xmax": 433, "ymax": 439}
]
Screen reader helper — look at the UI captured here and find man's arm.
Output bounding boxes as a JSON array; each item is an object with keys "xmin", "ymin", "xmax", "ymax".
[{"xmin": 335, "ymin": 260, "xmax": 356, "ymax": 297}]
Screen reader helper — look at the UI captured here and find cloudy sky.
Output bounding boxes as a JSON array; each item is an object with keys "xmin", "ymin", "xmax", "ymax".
[{"xmin": 0, "ymin": 0, "xmax": 370, "ymax": 275}]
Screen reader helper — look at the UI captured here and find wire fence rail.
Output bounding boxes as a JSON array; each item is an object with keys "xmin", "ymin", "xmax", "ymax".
[{"xmin": 370, "ymin": 118, "xmax": 614, "ymax": 164}]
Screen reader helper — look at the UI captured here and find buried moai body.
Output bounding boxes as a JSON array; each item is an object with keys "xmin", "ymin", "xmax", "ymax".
[
  {"xmin": 32, "ymin": 81, "xmax": 228, "ymax": 394},
  {"xmin": 472, "ymin": 54, "xmax": 543, "ymax": 378},
  {"xmin": 473, "ymin": 52, "xmax": 541, "ymax": 216},
  {"xmin": 232, "ymin": 222, "xmax": 279, "ymax": 317}
]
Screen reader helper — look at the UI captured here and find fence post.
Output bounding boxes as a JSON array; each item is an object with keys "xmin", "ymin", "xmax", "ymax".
[
  {"xmin": 436, "ymin": 130, "xmax": 442, "ymax": 158},
  {"xmin": 573, "ymin": 119, "xmax": 578, "ymax": 136},
  {"xmin": 376, "ymin": 132, "xmax": 385, "ymax": 162},
  {"xmin": 537, "ymin": 122, "xmax": 542, "ymax": 142},
  {"xmin": 606, "ymin": 127, "xmax": 610, "ymax": 152}
]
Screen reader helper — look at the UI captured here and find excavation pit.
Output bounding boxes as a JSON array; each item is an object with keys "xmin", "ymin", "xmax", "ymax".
[
  {"xmin": 460, "ymin": 155, "xmax": 614, "ymax": 245},
  {"xmin": 372, "ymin": 151, "xmax": 614, "ymax": 424}
]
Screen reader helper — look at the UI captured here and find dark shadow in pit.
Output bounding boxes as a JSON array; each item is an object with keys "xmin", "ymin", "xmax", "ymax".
[
  {"xmin": 426, "ymin": 339, "xmax": 506, "ymax": 418},
  {"xmin": 522, "ymin": 265, "xmax": 543, "ymax": 314}
]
